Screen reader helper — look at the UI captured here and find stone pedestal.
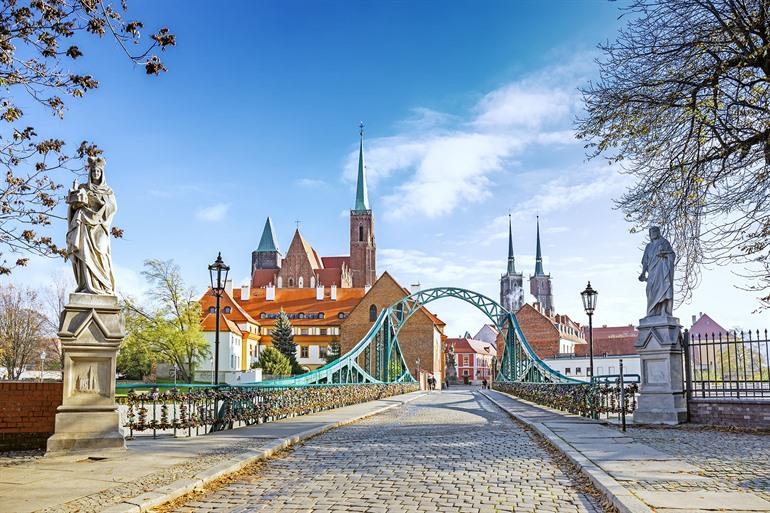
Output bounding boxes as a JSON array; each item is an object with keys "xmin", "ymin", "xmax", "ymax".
[
  {"xmin": 633, "ymin": 315, "xmax": 688, "ymax": 425},
  {"xmin": 47, "ymin": 293, "xmax": 126, "ymax": 454}
]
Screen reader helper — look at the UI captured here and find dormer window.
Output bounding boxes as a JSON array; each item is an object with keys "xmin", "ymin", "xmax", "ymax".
[{"xmin": 223, "ymin": 306, "xmax": 232, "ymax": 314}]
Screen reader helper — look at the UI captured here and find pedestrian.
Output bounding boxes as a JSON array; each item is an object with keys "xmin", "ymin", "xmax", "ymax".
[{"xmin": 482, "ymin": 378, "xmax": 488, "ymax": 389}]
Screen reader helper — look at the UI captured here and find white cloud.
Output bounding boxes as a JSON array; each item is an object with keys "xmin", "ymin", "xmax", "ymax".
[
  {"xmin": 296, "ymin": 178, "xmax": 327, "ymax": 188},
  {"xmin": 195, "ymin": 203, "xmax": 230, "ymax": 222},
  {"xmin": 342, "ymin": 57, "xmax": 590, "ymax": 220}
]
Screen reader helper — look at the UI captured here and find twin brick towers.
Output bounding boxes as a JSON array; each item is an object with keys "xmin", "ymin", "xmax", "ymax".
[
  {"xmin": 249, "ymin": 123, "xmax": 553, "ymax": 317},
  {"xmin": 499, "ymin": 215, "xmax": 554, "ymax": 315}
]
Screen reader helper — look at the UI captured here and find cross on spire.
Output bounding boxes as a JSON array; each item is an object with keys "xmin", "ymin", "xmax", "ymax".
[{"xmin": 294, "ymin": 219, "xmax": 301, "ymax": 230}]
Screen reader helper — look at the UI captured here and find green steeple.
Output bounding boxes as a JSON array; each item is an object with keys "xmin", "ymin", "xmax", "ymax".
[
  {"xmin": 507, "ymin": 214, "xmax": 516, "ymax": 274},
  {"xmin": 256, "ymin": 216, "xmax": 279, "ymax": 253},
  {"xmin": 353, "ymin": 122, "xmax": 370, "ymax": 211},
  {"xmin": 534, "ymin": 216, "xmax": 545, "ymax": 276}
]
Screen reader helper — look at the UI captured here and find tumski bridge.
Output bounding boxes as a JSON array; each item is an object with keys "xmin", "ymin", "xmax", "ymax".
[{"xmin": 119, "ymin": 287, "xmax": 579, "ymax": 438}]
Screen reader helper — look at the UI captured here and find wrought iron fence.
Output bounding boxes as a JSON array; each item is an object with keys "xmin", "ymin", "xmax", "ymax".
[
  {"xmin": 492, "ymin": 379, "xmax": 638, "ymax": 419},
  {"xmin": 683, "ymin": 328, "xmax": 770, "ymax": 399},
  {"xmin": 116, "ymin": 382, "xmax": 418, "ymax": 439}
]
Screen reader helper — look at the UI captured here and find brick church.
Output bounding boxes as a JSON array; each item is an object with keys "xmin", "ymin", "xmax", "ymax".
[
  {"xmin": 500, "ymin": 215, "xmax": 554, "ymax": 314},
  {"xmin": 250, "ymin": 125, "xmax": 376, "ymax": 290}
]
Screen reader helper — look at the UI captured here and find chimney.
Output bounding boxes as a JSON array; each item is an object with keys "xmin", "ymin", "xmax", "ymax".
[
  {"xmin": 364, "ymin": 285, "xmax": 371, "ymax": 294},
  {"xmin": 410, "ymin": 282, "xmax": 421, "ymax": 294},
  {"xmin": 330, "ymin": 285, "xmax": 337, "ymax": 301},
  {"xmin": 241, "ymin": 284, "xmax": 250, "ymax": 301},
  {"xmin": 266, "ymin": 285, "xmax": 275, "ymax": 301},
  {"xmin": 692, "ymin": 314, "xmax": 696, "ymax": 325},
  {"xmin": 316, "ymin": 285, "xmax": 324, "ymax": 301},
  {"xmin": 224, "ymin": 279, "xmax": 233, "ymax": 296}
]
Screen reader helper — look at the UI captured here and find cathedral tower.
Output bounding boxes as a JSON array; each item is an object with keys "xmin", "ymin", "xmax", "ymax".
[
  {"xmin": 500, "ymin": 214, "xmax": 524, "ymax": 313},
  {"xmin": 350, "ymin": 124, "xmax": 376, "ymax": 288},
  {"xmin": 529, "ymin": 216, "xmax": 554, "ymax": 315},
  {"xmin": 252, "ymin": 216, "xmax": 281, "ymax": 273}
]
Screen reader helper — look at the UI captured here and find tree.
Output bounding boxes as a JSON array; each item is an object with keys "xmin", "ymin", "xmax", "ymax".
[
  {"xmin": 325, "ymin": 338, "xmax": 341, "ymax": 364},
  {"xmin": 0, "ymin": 1, "xmax": 174, "ymax": 275},
  {"xmin": 577, "ymin": 0, "xmax": 770, "ymax": 307},
  {"xmin": 271, "ymin": 310, "xmax": 300, "ymax": 374},
  {"xmin": 254, "ymin": 346, "xmax": 292, "ymax": 376},
  {"xmin": 40, "ymin": 270, "xmax": 74, "ymax": 370},
  {"xmin": 0, "ymin": 284, "xmax": 47, "ymax": 379},
  {"xmin": 121, "ymin": 259, "xmax": 208, "ymax": 383}
]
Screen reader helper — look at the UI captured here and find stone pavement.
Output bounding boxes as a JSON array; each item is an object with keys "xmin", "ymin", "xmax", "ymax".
[
  {"xmin": 483, "ymin": 389, "xmax": 770, "ymax": 513},
  {"xmin": 0, "ymin": 391, "xmax": 425, "ymax": 513},
  {"xmin": 163, "ymin": 388, "xmax": 607, "ymax": 513}
]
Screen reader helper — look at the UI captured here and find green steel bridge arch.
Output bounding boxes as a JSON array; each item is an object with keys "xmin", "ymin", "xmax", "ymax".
[{"xmin": 253, "ymin": 287, "xmax": 578, "ymax": 387}]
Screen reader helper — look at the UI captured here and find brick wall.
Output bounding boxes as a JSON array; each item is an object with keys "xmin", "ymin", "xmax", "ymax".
[
  {"xmin": 341, "ymin": 272, "xmax": 443, "ymax": 381},
  {"xmin": 516, "ymin": 304, "xmax": 560, "ymax": 358},
  {"xmin": 0, "ymin": 381, "xmax": 62, "ymax": 451},
  {"xmin": 688, "ymin": 398, "xmax": 770, "ymax": 429}
]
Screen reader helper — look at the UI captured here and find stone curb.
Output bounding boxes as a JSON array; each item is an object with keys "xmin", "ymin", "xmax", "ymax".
[
  {"xmin": 99, "ymin": 391, "xmax": 427, "ymax": 513},
  {"xmin": 480, "ymin": 390, "xmax": 654, "ymax": 513}
]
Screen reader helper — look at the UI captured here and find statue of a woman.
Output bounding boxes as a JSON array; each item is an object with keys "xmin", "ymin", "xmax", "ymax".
[
  {"xmin": 638, "ymin": 226, "xmax": 675, "ymax": 317},
  {"xmin": 66, "ymin": 157, "xmax": 117, "ymax": 295}
]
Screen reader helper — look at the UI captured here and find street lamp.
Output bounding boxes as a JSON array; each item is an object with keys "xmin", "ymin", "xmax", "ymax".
[
  {"xmin": 208, "ymin": 252, "xmax": 230, "ymax": 385},
  {"xmin": 580, "ymin": 281, "xmax": 598, "ymax": 382},
  {"xmin": 39, "ymin": 351, "xmax": 46, "ymax": 383}
]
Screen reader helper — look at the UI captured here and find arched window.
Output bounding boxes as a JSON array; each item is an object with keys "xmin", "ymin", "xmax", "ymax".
[
  {"xmin": 298, "ymin": 276, "xmax": 304, "ymax": 288},
  {"xmin": 288, "ymin": 278, "xmax": 294, "ymax": 287},
  {"xmin": 396, "ymin": 303, "xmax": 404, "ymax": 322},
  {"xmin": 359, "ymin": 224, "xmax": 364, "ymax": 242},
  {"xmin": 277, "ymin": 276, "xmax": 282, "ymax": 288},
  {"xmin": 223, "ymin": 306, "xmax": 232, "ymax": 314},
  {"xmin": 310, "ymin": 276, "xmax": 316, "ymax": 288},
  {"xmin": 369, "ymin": 304, "xmax": 377, "ymax": 322}
]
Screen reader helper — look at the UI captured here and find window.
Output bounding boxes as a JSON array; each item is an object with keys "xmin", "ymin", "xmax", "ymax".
[
  {"xmin": 277, "ymin": 276, "xmax": 282, "ymax": 288},
  {"xmin": 310, "ymin": 276, "xmax": 316, "ymax": 287},
  {"xmin": 301, "ymin": 328, "xmax": 309, "ymax": 335},
  {"xmin": 463, "ymin": 369, "xmax": 469, "ymax": 376},
  {"xmin": 565, "ymin": 368, "xmax": 571, "ymax": 375},
  {"xmin": 463, "ymin": 355, "xmax": 469, "ymax": 366},
  {"xmin": 608, "ymin": 366, "xmax": 615, "ymax": 375},
  {"xmin": 300, "ymin": 346, "xmax": 309, "ymax": 358},
  {"xmin": 208, "ymin": 306, "xmax": 215, "ymax": 313},
  {"xmin": 597, "ymin": 366, "xmax": 604, "ymax": 375},
  {"xmin": 223, "ymin": 306, "xmax": 232, "ymax": 314},
  {"xmin": 320, "ymin": 328, "xmax": 327, "ymax": 335},
  {"xmin": 575, "ymin": 367, "xmax": 582, "ymax": 375},
  {"xmin": 288, "ymin": 278, "xmax": 294, "ymax": 287},
  {"xmin": 320, "ymin": 346, "xmax": 328, "ymax": 358},
  {"xmin": 369, "ymin": 304, "xmax": 377, "ymax": 322},
  {"xmin": 298, "ymin": 277, "xmax": 304, "ymax": 288},
  {"xmin": 359, "ymin": 224, "xmax": 364, "ymax": 242}
]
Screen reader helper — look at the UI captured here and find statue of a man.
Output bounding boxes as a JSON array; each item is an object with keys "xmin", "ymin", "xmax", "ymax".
[
  {"xmin": 66, "ymin": 156, "xmax": 117, "ymax": 295},
  {"xmin": 638, "ymin": 226, "xmax": 675, "ymax": 317}
]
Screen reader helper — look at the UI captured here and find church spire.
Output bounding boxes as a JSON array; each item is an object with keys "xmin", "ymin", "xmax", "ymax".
[
  {"xmin": 534, "ymin": 216, "xmax": 544, "ymax": 276},
  {"xmin": 507, "ymin": 214, "xmax": 516, "ymax": 274},
  {"xmin": 256, "ymin": 216, "xmax": 279, "ymax": 253},
  {"xmin": 354, "ymin": 122, "xmax": 370, "ymax": 211}
]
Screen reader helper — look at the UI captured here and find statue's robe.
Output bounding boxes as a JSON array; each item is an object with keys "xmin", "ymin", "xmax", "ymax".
[
  {"xmin": 641, "ymin": 236, "xmax": 674, "ymax": 316},
  {"xmin": 66, "ymin": 178, "xmax": 117, "ymax": 294}
]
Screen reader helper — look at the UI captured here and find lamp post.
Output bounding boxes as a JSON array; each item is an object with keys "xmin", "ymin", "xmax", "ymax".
[
  {"xmin": 580, "ymin": 281, "xmax": 598, "ymax": 382},
  {"xmin": 39, "ymin": 351, "xmax": 46, "ymax": 383},
  {"xmin": 208, "ymin": 252, "xmax": 230, "ymax": 385}
]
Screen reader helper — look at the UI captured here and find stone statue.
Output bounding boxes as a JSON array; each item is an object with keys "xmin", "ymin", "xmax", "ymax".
[
  {"xmin": 66, "ymin": 156, "xmax": 117, "ymax": 295},
  {"xmin": 638, "ymin": 226, "xmax": 675, "ymax": 318},
  {"xmin": 48, "ymin": 156, "xmax": 125, "ymax": 454}
]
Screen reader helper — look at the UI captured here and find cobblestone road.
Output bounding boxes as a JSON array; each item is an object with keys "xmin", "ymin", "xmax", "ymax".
[{"xmin": 166, "ymin": 389, "xmax": 606, "ymax": 513}]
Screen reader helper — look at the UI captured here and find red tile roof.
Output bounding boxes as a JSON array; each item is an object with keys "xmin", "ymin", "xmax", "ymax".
[
  {"xmin": 321, "ymin": 256, "xmax": 350, "ymax": 269},
  {"xmin": 201, "ymin": 312, "xmax": 242, "ymax": 335},
  {"xmin": 251, "ymin": 269, "xmax": 278, "ymax": 288},
  {"xmin": 575, "ymin": 325, "xmax": 637, "ymax": 357},
  {"xmin": 317, "ymin": 268, "xmax": 344, "ymax": 287},
  {"xmin": 231, "ymin": 286, "xmax": 366, "ymax": 326},
  {"xmin": 447, "ymin": 337, "xmax": 496, "ymax": 356}
]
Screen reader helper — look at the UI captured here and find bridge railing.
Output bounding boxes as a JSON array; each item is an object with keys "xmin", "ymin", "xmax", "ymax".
[{"xmin": 115, "ymin": 381, "xmax": 418, "ymax": 439}]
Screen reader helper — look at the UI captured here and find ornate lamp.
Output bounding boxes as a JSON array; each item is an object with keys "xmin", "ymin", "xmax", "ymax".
[
  {"xmin": 581, "ymin": 281, "xmax": 598, "ymax": 418},
  {"xmin": 208, "ymin": 252, "xmax": 230, "ymax": 385}
]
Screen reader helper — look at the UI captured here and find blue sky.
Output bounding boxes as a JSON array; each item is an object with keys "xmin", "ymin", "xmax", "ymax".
[{"xmin": 9, "ymin": 1, "xmax": 767, "ymax": 335}]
